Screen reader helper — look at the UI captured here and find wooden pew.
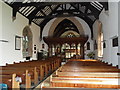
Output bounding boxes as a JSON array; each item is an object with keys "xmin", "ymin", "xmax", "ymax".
[
  {"xmin": 56, "ymin": 72, "xmax": 120, "ymax": 78},
  {"xmin": 1, "ymin": 67, "xmax": 36, "ymax": 84},
  {"xmin": 58, "ymin": 60, "xmax": 120, "ymax": 73},
  {"xmin": 0, "ymin": 56, "xmax": 62, "ymax": 89},
  {"xmin": 50, "ymin": 77, "xmax": 120, "ymax": 88},
  {"xmin": 0, "ymin": 70, "xmax": 31, "ymax": 89},
  {"xmin": 2, "ymin": 66, "xmax": 42, "ymax": 86},
  {"xmin": 40, "ymin": 59, "xmax": 120, "ymax": 89},
  {"xmin": 0, "ymin": 74, "xmax": 20, "ymax": 89}
]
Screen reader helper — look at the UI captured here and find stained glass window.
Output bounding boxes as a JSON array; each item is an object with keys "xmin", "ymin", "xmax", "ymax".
[{"xmin": 22, "ymin": 26, "xmax": 33, "ymax": 58}]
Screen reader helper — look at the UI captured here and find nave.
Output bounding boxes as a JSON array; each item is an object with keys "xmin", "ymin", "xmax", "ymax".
[
  {"xmin": 0, "ymin": 0, "xmax": 120, "ymax": 90},
  {"xmin": 1, "ymin": 57, "xmax": 120, "ymax": 89},
  {"xmin": 36, "ymin": 59, "xmax": 120, "ymax": 89}
]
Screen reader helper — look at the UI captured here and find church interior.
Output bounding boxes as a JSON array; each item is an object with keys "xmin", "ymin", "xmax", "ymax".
[{"xmin": 0, "ymin": 0, "xmax": 120, "ymax": 89}]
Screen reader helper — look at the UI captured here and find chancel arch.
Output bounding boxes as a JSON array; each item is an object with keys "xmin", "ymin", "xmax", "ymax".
[
  {"xmin": 41, "ymin": 17, "xmax": 93, "ymax": 55},
  {"xmin": 75, "ymin": 17, "xmax": 92, "ymax": 40},
  {"xmin": 48, "ymin": 17, "xmax": 85, "ymax": 37},
  {"xmin": 43, "ymin": 17, "xmax": 89, "ymax": 59},
  {"xmin": 22, "ymin": 26, "xmax": 33, "ymax": 59}
]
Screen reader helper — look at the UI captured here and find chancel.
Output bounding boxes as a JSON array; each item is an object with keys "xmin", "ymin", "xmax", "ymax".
[{"xmin": 0, "ymin": 0, "xmax": 120, "ymax": 90}]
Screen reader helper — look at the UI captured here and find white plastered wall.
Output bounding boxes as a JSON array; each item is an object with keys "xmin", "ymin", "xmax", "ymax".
[
  {"xmin": 0, "ymin": 1, "xmax": 41, "ymax": 66},
  {"xmin": 0, "ymin": 1, "xmax": 2, "ymax": 64},
  {"xmin": 75, "ymin": 17, "xmax": 94, "ymax": 59},
  {"xmin": 93, "ymin": 1, "xmax": 119, "ymax": 66},
  {"xmin": 30, "ymin": 24, "xmax": 41, "ymax": 60},
  {"xmin": 92, "ymin": 20, "xmax": 99, "ymax": 59},
  {"xmin": 118, "ymin": 1, "xmax": 120, "ymax": 68}
]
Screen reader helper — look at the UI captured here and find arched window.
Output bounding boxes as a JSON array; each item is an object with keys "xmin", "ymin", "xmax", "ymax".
[
  {"xmin": 112, "ymin": 37, "xmax": 118, "ymax": 47},
  {"xmin": 42, "ymin": 44, "xmax": 45, "ymax": 49},
  {"xmin": 66, "ymin": 33, "xmax": 76, "ymax": 37},
  {"xmin": 103, "ymin": 42, "xmax": 106, "ymax": 48},
  {"xmin": 22, "ymin": 26, "xmax": 33, "ymax": 58},
  {"xmin": 98, "ymin": 21, "xmax": 103, "ymax": 57},
  {"xmin": 87, "ymin": 42, "xmax": 90, "ymax": 50}
]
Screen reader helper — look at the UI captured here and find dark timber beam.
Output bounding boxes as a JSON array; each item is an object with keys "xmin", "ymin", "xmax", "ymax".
[
  {"xmin": 12, "ymin": 3, "xmax": 21, "ymax": 21},
  {"xmin": 100, "ymin": 2, "xmax": 108, "ymax": 11},
  {"xmin": 5, "ymin": 1, "xmax": 107, "ymax": 40},
  {"xmin": 70, "ymin": 3, "xmax": 96, "ymax": 20},
  {"xmin": 39, "ymin": 5, "xmax": 61, "ymax": 39},
  {"xmin": 70, "ymin": 3, "xmax": 96, "ymax": 38},
  {"xmin": 40, "ymin": 9, "xmax": 46, "ymax": 16},
  {"xmin": 54, "ymin": 9, "xmax": 85, "ymax": 14},
  {"xmin": 80, "ymin": 2, "xmax": 100, "ymax": 19},
  {"xmin": 49, "ymin": 6, "xmax": 53, "ymax": 12},
  {"xmin": 34, "ymin": 13, "xmax": 85, "ymax": 19},
  {"xmin": 27, "ymin": 5, "xmax": 46, "ymax": 24},
  {"xmin": 10, "ymin": 2, "xmax": 79, "ymax": 7}
]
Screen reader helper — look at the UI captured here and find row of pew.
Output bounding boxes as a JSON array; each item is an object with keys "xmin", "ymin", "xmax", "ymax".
[
  {"xmin": 39, "ymin": 59, "xmax": 120, "ymax": 89},
  {"xmin": 0, "ymin": 56, "xmax": 62, "ymax": 89}
]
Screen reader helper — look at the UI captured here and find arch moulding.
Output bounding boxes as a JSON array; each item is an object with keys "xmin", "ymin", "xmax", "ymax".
[{"xmin": 48, "ymin": 17, "xmax": 85, "ymax": 37}]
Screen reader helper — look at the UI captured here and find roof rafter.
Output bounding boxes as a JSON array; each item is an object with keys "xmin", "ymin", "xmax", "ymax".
[
  {"xmin": 5, "ymin": 1, "xmax": 108, "ymax": 40},
  {"xmin": 27, "ymin": 5, "xmax": 46, "ymax": 24},
  {"xmin": 10, "ymin": 2, "xmax": 78, "ymax": 7},
  {"xmin": 39, "ymin": 4, "xmax": 61, "ymax": 39}
]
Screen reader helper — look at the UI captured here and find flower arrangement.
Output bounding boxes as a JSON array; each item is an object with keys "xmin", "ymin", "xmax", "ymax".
[{"xmin": 87, "ymin": 52, "xmax": 95, "ymax": 59}]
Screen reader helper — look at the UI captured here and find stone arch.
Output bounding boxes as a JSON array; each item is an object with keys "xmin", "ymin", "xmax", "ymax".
[
  {"xmin": 48, "ymin": 17, "xmax": 85, "ymax": 37},
  {"xmin": 75, "ymin": 17, "xmax": 92, "ymax": 40},
  {"xmin": 22, "ymin": 26, "xmax": 33, "ymax": 58}
]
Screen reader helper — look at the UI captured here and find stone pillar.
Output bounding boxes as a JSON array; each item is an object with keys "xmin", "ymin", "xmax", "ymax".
[
  {"xmin": 70, "ymin": 44, "xmax": 72, "ymax": 58},
  {"xmin": 48, "ymin": 44, "xmax": 52, "ymax": 57},
  {"xmin": 51, "ymin": 44, "xmax": 53, "ymax": 56},
  {"xmin": 80, "ymin": 44, "xmax": 84, "ymax": 59},
  {"xmin": 53, "ymin": 44, "xmax": 57, "ymax": 56},
  {"xmin": 48, "ymin": 45, "xmax": 50, "ymax": 57}
]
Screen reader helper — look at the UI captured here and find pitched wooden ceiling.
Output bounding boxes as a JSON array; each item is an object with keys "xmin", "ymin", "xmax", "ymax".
[
  {"xmin": 5, "ymin": 0, "xmax": 108, "ymax": 39},
  {"xmin": 53, "ymin": 19, "xmax": 79, "ymax": 37}
]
